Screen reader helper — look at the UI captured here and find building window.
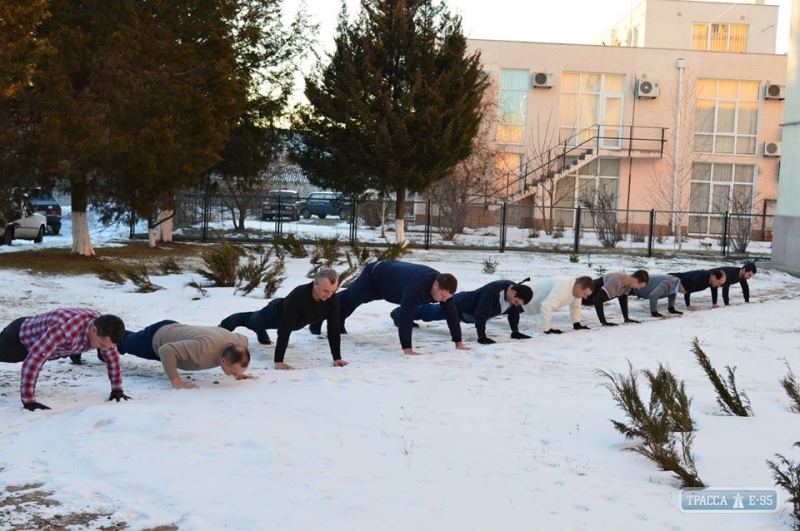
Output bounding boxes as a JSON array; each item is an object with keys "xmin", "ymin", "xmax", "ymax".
[
  {"xmin": 689, "ymin": 162, "xmax": 755, "ymax": 235},
  {"xmin": 560, "ymin": 73, "xmax": 625, "ymax": 149},
  {"xmin": 497, "ymin": 70, "xmax": 528, "ymax": 144},
  {"xmin": 692, "ymin": 23, "xmax": 747, "ymax": 52},
  {"xmin": 553, "ymin": 158, "xmax": 620, "ymax": 227},
  {"xmin": 694, "ymin": 79, "xmax": 759, "ymax": 155},
  {"xmin": 495, "ymin": 152, "xmax": 524, "ymax": 198}
]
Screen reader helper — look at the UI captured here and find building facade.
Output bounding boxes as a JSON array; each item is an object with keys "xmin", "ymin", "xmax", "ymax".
[{"xmin": 469, "ymin": 0, "xmax": 786, "ymax": 241}]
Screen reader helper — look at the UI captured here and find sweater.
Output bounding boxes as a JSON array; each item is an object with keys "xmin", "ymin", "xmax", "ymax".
[
  {"xmin": 524, "ymin": 277, "xmax": 582, "ymax": 331},
  {"xmin": 153, "ymin": 324, "xmax": 249, "ymax": 381}
]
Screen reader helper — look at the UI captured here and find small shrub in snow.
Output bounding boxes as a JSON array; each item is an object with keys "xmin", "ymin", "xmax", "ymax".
[{"xmin": 692, "ymin": 337, "xmax": 752, "ymax": 416}]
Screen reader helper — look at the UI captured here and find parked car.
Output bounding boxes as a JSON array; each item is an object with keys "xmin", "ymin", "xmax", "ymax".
[
  {"xmin": 261, "ymin": 190, "xmax": 299, "ymax": 221},
  {"xmin": 27, "ymin": 188, "xmax": 62, "ymax": 235},
  {"xmin": 3, "ymin": 212, "xmax": 47, "ymax": 245},
  {"xmin": 296, "ymin": 192, "xmax": 353, "ymax": 220}
]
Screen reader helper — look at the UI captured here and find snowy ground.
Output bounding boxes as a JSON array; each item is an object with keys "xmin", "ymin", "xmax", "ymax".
[{"xmin": 0, "ymin": 211, "xmax": 799, "ymax": 530}]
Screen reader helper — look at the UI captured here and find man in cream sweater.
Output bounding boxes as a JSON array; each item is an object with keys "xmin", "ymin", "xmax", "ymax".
[
  {"xmin": 524, "ymin": 276, "xmax": 594, "ymax": 334},
  {"xmin": 113, "ymin": 321, "xmax": 253, "ymax": 389}
]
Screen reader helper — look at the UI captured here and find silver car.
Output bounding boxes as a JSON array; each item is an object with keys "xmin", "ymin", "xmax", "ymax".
[{"xmin": 2, "ymin": 212, "xmax": 47, "ymax": 245}]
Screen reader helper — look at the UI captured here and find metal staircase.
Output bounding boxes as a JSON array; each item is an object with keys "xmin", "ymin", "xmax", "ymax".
[{"xmin": 499, "ymin": 124, "xmax": 666, "ymax": 205}]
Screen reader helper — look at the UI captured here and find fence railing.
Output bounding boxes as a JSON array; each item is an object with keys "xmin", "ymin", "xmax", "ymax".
[{"xmin": 148, "ymin": 193, "xmax": 773, "ymax": 258}]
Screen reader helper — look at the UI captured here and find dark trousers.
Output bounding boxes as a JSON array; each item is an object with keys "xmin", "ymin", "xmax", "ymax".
[
  {"xmin": 219, "ymin": 299, "xmax": 281, "ymax": 332},
  {"xmin": 0, "ymin": 317, "xmax": 30, "ymax": 363},
  {"xmin": 119, "ymin": 320, "xmax": 178, "ymax": 360},
  {"xmin": 337, "ymin": 261, "xmax": 382, "ymax": 321}
]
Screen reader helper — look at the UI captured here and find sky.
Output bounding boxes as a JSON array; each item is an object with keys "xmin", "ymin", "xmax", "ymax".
[
  {"xmin": 284, "ymin": 0, "xmax": 793, "ymax": 54},
  {"xmin": 1, "ymin": 208, "xmax": 800, "ymax": 529}
]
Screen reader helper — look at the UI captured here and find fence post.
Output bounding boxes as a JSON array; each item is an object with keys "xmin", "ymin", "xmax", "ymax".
[
  {"xmin": 424, "ymin": 200, "xmax": 431, "ymax": 250},
  {"xmin": 500, "ymin": 202, "xmax": 507, "ymax": 253},
  {"xmin": 349, "ymin": 196, "xmax": 357, "ymax": 247},
  {"xmin": 721, "ymin": 211, "xmax": 729, "ymax": 257},
  {"xmin": 202, "ymin": 190, "xmax": 210, "ymax": 242},
  {"xmin": 647, "ymin": 209, "xmax": 655, "ymax": 257},
  {"xmin": 573, "ymin": 206, "xmax": 581, "ymax": 254}
]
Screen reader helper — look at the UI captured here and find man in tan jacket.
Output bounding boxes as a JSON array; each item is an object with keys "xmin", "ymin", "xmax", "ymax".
[{"xmin": 112, "ymin": 320, "xmax": 253, "ymax": 389}]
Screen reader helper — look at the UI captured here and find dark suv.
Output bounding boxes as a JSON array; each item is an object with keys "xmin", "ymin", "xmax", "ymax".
[
  {"xmin": 28, "ymin": 188, "xmax": 62, "ymax": 234},
  {"xmin": 261, "ymin": 190, "xmax": 299, "ymax": 221},
  {"xmin": 296, "ymin": 192, "xmax": 352, "ymax": 220}
]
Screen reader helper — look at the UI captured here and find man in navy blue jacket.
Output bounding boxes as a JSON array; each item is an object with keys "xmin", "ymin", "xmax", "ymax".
[
  {"xmin": 311, "ymin": 260, "xmax": 467, "ymax": 355},
  {"xmin": 668, "ymin": 268, "xmax": 726, "ymax": 310},
  {"xmin": 402, "ymin": 280, "xmax": 533, "ymax": 344}
]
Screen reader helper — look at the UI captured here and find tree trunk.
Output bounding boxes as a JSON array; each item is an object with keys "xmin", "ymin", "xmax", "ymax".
[
  {"xmin": 148, "ymin": 227, "xmax": 157, "ymax": 248},
  {"xmin": 157, "ymin": 210, "xmax": 174, "ymax": 243},
  {"xmin": 394, "ymin": 188, "xmax": 406, "ymax": 244},
  {"xmin": 157, "ymin": 194, "xmax": 174, "ymax": 243},
  {"xmin": 70, "ymin": 179, "xmax": 95, "ymax": 256}
]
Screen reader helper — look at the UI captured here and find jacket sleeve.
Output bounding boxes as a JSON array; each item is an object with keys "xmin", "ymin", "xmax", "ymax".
[
  {"xmin": 570, "ymin": 296, "xmax": 582, "ymax": 324},
  {"xmin": 710, "ymin": 286, "xmax": 719, "ymax": 305},
  {"xmin": 506, "ymin": 306, "xmax": 521, "ymax": 333},
  {"xmin": 741, "ymin": 279, "xmax": 750, "ymax": 303},
  {"xmin": 593, "ymin": 290, "xmax": 611, "ymax": 324},
  {"xmin": 441, "ymin": 298, "xmax": 463, "ymax": 343}
]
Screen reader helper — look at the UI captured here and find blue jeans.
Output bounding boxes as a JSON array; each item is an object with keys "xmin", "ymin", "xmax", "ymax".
[{"xmin": 119, "ymin": 320, "xmax": 178, "ymax": 360}]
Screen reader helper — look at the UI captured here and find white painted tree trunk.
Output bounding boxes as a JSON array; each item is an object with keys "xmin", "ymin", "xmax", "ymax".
[
  {"xmin": 157, "ymin": 209, "xmax": 174, "ymax": 243},
  {"xmin": 395, "ymin": 217, "xmax": 406, "ymax": 244},
  {"xmin": 71, "ymin": 211, "xmax": 95, "ymax": 256},
  {"xmin": 148, "ymin": 227, "xmax": 157, "ymax": 248}
]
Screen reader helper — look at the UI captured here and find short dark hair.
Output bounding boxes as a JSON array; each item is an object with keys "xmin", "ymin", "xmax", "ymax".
[
  {"xmin": 574, "ymin": 276, "xmax": 594, "ymax": 291},
  {"xmin": 512, "ymin": 284, "xmax": 533, "ymax": 305},
  {"xmin": 435, "ymin": 273, "xmax": 458, "ymax": 294},
  {"xmin": 742, "ymin": 262, "xmax": 757, "ymax": 274},
  {"xmin": 710, "ymin": 268, "xmax": 726, "ymax": 280},
  {"xmin": 631, "ymin": 269, "xmax": 649, "ymax": 285},
  {"xmin": 94, "ymin": 315, "xmax": 125, "ymax": 343},
  {"xmin": 222, "ymin": 344, "xmax": 250, "ymax": 367}
]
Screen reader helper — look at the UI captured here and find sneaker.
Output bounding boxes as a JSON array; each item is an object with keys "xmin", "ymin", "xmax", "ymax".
[
  {"xmin": 340, "ymin": 322, "xmax": 348, "ymax": 335},
  {"xmin": 69, "ymin": 354, "xmax": 83, "ymax": 365},
  {"xmin": 256, "ymin": 329, "xmax": 271, "ymax": 345},
  {"xmin": 389, "ymin": 308, "xmax": 418, "ymax": 328},
  {"xmin": 309, "ymin": 321, "xmax": 322, "ymax": 335},
  {"xmin": 668, "ymin": 307, "xmax": 683, "ymax": 315}
]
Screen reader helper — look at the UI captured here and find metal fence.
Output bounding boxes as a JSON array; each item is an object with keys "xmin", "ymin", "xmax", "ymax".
[{"xmin": 153, "ymin": 193, "xmax": 773, "ymax": 259}]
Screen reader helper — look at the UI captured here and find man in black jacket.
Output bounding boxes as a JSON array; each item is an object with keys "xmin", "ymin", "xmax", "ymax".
[
  {"xmin": 711, "ymin": 263, "xmax": 756, "ymax": 306},
  {"xmin": 668, "ymin": 268, "xmax": 726, "ymax": 310},
  {"xmin": 399, "ymin": 280, "xmax": 533, "ymax": 345},
  {"xmin": 218, "ymin": 268, "xmax": 344, "ymax": 370}
]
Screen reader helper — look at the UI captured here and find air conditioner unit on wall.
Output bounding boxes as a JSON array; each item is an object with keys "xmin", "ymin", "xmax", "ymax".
[
  {"xmin": 532, "ymin": 72, "xmax": 554, "ymax": 88},
  {"xmin": 635, "ymin": 79, "xmax": 660, "ymax": 99},
  {"xmin": 764, "ymin": 141, "xmax": 781, "ymax": 157},
  {"xmin": 765, "ymin": 84, "xmax": 785, "ymax": 100}
]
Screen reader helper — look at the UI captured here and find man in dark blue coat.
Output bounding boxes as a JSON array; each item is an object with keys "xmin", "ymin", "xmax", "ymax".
[
  {"xmin": 711, "ymin": 263, "xmax": 756, "ymax": 306},
  {"xmin": 402, "ymin": 280, "xmax": 533, "ymax": 345},
  {"xmin": 311, "ymin": 260, "xmax": 467, "ymax": 355},
  {"xmin": 668, "ymin": 268, "xmax": 726, "ymax": 310}
]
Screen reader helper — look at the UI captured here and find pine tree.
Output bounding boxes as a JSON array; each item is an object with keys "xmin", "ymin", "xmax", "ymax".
[{"xmin": 295, "ymin": 0, "xmax": 486, "ymax": 243}]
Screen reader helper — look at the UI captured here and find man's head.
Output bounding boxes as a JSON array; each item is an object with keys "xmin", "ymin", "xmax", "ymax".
[
  {"xmin": 431, "ymin": 273, "xmax": 458, "ymax": 302},
  {"xmin": 89, "ymin": 314, "xmax": 125, "ymax": 350},
  {"xmin": 710, "ymin": 269, "xmax": 727, "ymax": 287},
  {"xmin": 630, "ymin": 270, "xmax": 650, "ymax": 290},
  {"xmin": 312, "ymin": 268, "xmax": 339, "ymax": 301},
  {"xmin": 741, "ymin": 262, "xmax": 757, "ymax": 280},
  {"xmin": 220, "ymin": 344, "xmax": 250, "ymax": 379},
  {"xmin": 572, "ymin": 276, "xmax": 594, "ymax": 299},
  {"xmin": 507, "ymin": 284, "xmax": 533, "ymax": 306}
]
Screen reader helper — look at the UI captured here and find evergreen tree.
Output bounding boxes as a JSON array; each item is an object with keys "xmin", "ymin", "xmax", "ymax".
[
  {"xmin": 295, "ymin": 0, "xmax": 486, "ymax": 243},
  {"xmin": 1, "ymin": 0, "xmax": 249, "ymax": 254}
]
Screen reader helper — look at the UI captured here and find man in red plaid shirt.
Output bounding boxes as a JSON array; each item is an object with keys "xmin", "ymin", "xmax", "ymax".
[{"xmin": 0, "ymin": 307, "xmax": 131, "ymax": 410}]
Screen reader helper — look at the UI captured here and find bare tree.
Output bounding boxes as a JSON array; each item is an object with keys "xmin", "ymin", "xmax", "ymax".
[
  {"xmin": 646, "ymin": 71, "xmax": 708, "ymax": 249},
  {"xmin": 422, "ymin": 86, "xmax": 499, "ymax": 241},
  {"xmin": 581, "ymin": 183, "xmax": 623, "ymax": 248}
]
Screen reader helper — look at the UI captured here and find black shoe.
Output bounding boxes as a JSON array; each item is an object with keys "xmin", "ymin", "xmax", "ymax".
[
  {"xmin": 256, "ymin": 329, "xmax": 271, "ymax": 345},
  {"xmin": 69, "ymin": 354, "xmax": 83, "ymax": 365},
  {"xmin": 97, "ymin": 349, "xmax": 107, "ymax": 363},
  {"xmin": 389, "ymin": 308, "xmax": 418, "ymax": 328},
  {"xmin": 309, "ymin": 321, "xmax": 322, "ymax": 335},
  {"xmin": 340, "ymin": 322, "xmax": 348, "ymax": 335},
  {"xmin": 668, "ymin": 307, "xmax": 683, "ymax": 315},
  {"xmin": 651, "ymin": 311, "xmax": 665, "ymax": 318}
]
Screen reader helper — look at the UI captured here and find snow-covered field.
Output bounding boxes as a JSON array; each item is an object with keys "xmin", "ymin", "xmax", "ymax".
[{"xmin": 1, "ymin": 210, "xmax": 798, "ymax": 530}]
